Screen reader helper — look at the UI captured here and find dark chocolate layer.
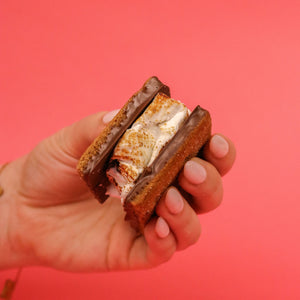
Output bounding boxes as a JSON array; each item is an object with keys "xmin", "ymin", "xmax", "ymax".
[
  {"xmin": 85, "ymin": 76, "xmax": 170, "ymax": 200},
  {"xmin": 125, "ymin": 106, "xmax": 209, "ymax": 204}
]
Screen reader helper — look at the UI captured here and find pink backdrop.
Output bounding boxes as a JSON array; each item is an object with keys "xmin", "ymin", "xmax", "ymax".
[{"xmin": 1, "ymin": 1, "xmax": 299, "ymax": 299}]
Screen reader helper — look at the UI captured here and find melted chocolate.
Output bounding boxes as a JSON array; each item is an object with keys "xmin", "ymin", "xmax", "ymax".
[
  {"xmin": 85, "ymin": 76, "xmax": 170, "ymax": 201},
  {"xmin": 125, "ymin": 106, "xmax": 208, "ymax": 203}
]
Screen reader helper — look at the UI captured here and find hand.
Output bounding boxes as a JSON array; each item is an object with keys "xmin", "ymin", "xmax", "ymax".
[{"xmin": 1, "ymin": 111, "xmax": 235, "ymax": 271}]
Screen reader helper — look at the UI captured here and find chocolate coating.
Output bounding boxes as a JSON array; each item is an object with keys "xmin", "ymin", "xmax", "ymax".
[
  {"xmin": 125, "ymin": 106, "xmax": 209, "ymax": 206},
  {"xmin": 84, "ymin": 76, "xmax": 170, "ymax": 200}
]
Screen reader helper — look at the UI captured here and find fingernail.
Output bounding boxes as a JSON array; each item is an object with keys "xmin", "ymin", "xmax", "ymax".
[
  {"xmin": 165, "ymin": 188, "xmax": 184, "ymax": 214},
  {"xmin": 155, "ymin": 217, "xmax": 170, "ymax": 238},
  {"xmin": 210, "ymin": 135, "xmax": 229, "ymax": 158},
  {"xmin": 102, "ymin": 109, "xmax": 120, "ymax": 124},
  {"xmin": 184, "ymin": 160, "xmax": 207, "ymax": 185}
]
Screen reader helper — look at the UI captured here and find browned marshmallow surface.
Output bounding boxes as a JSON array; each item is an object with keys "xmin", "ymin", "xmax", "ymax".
[{"xmin": 106, "ymin": 93, "xmax": 190, "ymax": 200}]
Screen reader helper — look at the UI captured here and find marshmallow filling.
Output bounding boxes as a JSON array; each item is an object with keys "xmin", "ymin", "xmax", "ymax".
[{"xmin": 106, "ymin": 93, "xmax": 190, "ymax": 202}]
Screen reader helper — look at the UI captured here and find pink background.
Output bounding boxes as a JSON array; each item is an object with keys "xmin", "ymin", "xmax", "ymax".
[{"xmin": 1, "ymin": 0, "xmax": 300, "ymax": 299}]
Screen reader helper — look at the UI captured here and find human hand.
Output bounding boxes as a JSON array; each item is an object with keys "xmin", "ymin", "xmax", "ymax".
[{"xmin": 1, "ymin": 111, "xmax": 235, "ymax": 271}]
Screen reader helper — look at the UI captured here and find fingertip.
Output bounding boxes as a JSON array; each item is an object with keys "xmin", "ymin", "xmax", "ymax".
[
  {"xmin": 155, "ymin": 217, "xmax": 170, "ymax": 238},
  {"xmin": 183, "ymin": 159, "xmax": 207, "ymax": 185},
  {"xmin": 165, "ymin": 187, "xmax": 184, "ymax": 215},
  {"xmin": 210, "ymin": 134, "xmax": 229, "ymax": 159},
  {"xmin": 156, "ymin": 192, "xmax": 202, "ymax": 250},
  {"xmin": 203, "ymin": 133, "xmax": 236, "ymax": 177},
  {"xmin": 142, "ymin": 218, "xmax": 176, "ymax": 266},
  {"xmin": 178, "ymin": 158, "xmax": 224, "ymax": 214}
]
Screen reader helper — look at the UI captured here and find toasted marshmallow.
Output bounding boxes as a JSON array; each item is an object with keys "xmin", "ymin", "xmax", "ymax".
[{"xmin": 106, "ymin": 93, "xmax": 190, "ymax": 201}]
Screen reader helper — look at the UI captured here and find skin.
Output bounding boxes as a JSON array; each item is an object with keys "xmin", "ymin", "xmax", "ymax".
[{"xmin": 0, "ymin": 111, "xmax": 236, "ymax": 272}]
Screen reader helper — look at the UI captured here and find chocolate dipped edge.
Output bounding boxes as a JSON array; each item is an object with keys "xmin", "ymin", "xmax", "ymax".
[
  {"xmin": 81, "ymin": 76, "xmax": 170, "ymax": 201},
  {"xmin": 124, "ymin": 106, "xmax": 211, "ymax": 230}
]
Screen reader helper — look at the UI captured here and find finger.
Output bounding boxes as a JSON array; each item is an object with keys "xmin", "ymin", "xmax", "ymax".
[
  {"xmin": 128, "ymin": 218, "xmax": 177, "ymax": 269},
  {"xmin": 156, "ymin": 187, "xmax": 201, "ymax": 251},
  {"xmin": 58, "ymin": 110, "xmax": 119, "ymax": 159},
  {"xmin": 202, "ymin": 133, "xmax": 236, "ymax": 176},
  {"xmin": 178, "ymin": 157, "xmax": 223, "ymax": 214}
]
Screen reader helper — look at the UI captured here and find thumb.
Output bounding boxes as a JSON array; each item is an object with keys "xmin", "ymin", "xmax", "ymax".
[{"xmin": 58, "ymin": 110, "xmax": 119, "ymax": 160}]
